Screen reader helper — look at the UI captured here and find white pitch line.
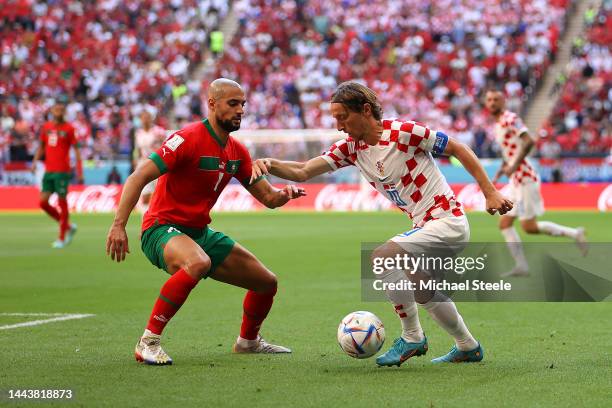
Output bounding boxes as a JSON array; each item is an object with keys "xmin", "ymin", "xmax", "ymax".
[{"xmin": 0, "ymin": 313, "xmax": 95, "ymax": 330}]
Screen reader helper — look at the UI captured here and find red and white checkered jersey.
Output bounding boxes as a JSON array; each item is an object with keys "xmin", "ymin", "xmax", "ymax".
[
  {"xmin": 135, "ymin": 125, "xmax": 167, "ymax": 164},
  {"xmin": 321, "ymin": 119, "xmax": 463, "ymax": 228},
  {"xmin": 494, "ymin": 110, "xmax": 539, "ymax": 185}
]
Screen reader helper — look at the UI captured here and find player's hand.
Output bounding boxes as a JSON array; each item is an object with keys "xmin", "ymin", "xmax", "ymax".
[
  {"xmin": 106, "ymin": 222, "xmax": 130, "ymax": 262},
  {"xmin": 279, "ymin": 184, "xmax": 307, "ymax": 200},
  {"xmin": 485, "ymin": 190, "xmax": 513, "ymax": 215},
  {"xmin": 250, "ymin": 159, "xmax": 272, "ymax": 184},
  {"xmin": 30, "ymin": 162, "xmax": 37, "ymax": 175}
]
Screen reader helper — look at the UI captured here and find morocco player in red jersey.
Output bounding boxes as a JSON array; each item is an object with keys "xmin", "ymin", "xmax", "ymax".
[
  {"xmin": 31, "ymin": 103, "xmax": 83, "ymax": 248},
  {"xmin": 252, "ymin": 82, "xmax": 513, "ymax": 366},
  {"xmin": 106, "ymin": 79, "xmax": 305, "ymax": 365},
  {"xmin": 485, "ymin": 90, "xmax": 588, "ymax": 277}
]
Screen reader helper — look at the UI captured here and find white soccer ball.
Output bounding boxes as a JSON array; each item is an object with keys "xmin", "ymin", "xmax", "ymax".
[{"xmin": 337, "ymin": 311, "xmax": 385, "ymax": 359}]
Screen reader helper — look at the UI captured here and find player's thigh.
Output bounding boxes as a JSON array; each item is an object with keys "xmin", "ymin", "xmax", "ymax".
[
  {"xmin": 40, "ymin": 173, "xmax": 55, "ymax": 199},
  {"xmin": 211, "ymin": 243, "xmax": 277, "ymax": 293},
  {"xmin": 163, "ymin": 234, "xmax": 212, "ymax": 279}
]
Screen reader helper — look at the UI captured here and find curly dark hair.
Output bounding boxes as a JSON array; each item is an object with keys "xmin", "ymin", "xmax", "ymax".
[{"xmin": 331, "ymin": 81, "xmax": 383, "ymax": 120}]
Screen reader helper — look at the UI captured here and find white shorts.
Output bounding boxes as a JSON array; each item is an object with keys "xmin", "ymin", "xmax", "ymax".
[
  {"xmin": 377, "ymin": 216, "xmax": 470, "ymax": 282},
  {"xmin": 390, "ymin": 215, "xmax": 470, "ymax": 254},
  {"xmin": 506, "ymin": 181, "xmax": 544, "ymax": 220},
  {"xmin": 142, "ymin": 179, "xmax": 157, "ymax": 196}
]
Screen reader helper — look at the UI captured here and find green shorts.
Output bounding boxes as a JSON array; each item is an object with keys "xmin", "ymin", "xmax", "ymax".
[
  {"xmin": 42, "ymin": 172, "xmax": 71, "ymax": 197},
  {"xmin": 140, "ymin": 222, "xmax": 235, "ymax": 278}
]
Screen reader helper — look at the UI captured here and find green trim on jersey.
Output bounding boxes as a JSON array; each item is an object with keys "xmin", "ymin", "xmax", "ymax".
[
  {"xmin": 243, "ymin": 174, "xmax": 266, "ymax": 188},
  {"xmin": 225, "ymin": 159, "xmax": 241, "ymax": 174},
  {"xmin": 149, "ymin": 152, "xmax": 168, "ymax": 174},
  {"xmin": 202, "ymin": 118, "xmax": 226, "ymax": 147},
  {"xmin": 199, "ymin": 156, "xmax": 220, "ymax": 171}
]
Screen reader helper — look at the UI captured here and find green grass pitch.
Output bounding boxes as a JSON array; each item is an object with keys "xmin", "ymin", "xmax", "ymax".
[{"xmin": 0, "ymin": 211, "xmax": 610, "ymax": 407}]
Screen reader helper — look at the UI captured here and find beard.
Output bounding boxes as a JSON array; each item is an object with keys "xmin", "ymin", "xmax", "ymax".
[{"xmin": 218, "ymin": 117, "xmax": 241, "ymax": 132}]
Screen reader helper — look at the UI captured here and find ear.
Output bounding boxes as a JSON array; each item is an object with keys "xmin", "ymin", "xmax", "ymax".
[
  {"xmin": 363, "ymin": 103, "xmax": 372, "ymax": 117},
  {"xmin": 208, "ymin": 97, "xmax": 216, "ymax": 112}
]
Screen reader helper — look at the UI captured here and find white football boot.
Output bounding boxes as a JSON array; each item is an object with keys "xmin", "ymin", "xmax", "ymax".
[
  {"xmin": 232, "ymin": 335, "xmax": 292, "ymax": 354},
  {"xmin": 135, "ymin": 332, "xmax": 173, "ymax": 365},
  {"xmin": 575, "ymin": 227, "xmax": 588, "ymax": 256},
  {"xmin": 502, "ymin": 264, "xmax": 530, "ymax": 278}
]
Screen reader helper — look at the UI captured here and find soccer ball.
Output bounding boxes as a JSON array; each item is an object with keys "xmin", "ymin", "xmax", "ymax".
[{"xmin": 337, "ymin": 311, "xmax": 385, "ymax": 359}]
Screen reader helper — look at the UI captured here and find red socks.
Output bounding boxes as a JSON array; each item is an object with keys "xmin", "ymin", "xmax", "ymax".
[
  {"xmin": 40, "ymin": 200, "xmax": 60, "ymax": 222},
  {"xmin": 57, "ymin": 198, "xmax": 69, "ymax": 240},
  {"xmin": 146, "ymin": 269, "xmax": 199, "ymax": 335},
  {"xmin": 240, "ymin": 285, "xmax": 277, "ymax": 340}
]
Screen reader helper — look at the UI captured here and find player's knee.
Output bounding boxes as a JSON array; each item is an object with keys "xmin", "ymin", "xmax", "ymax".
[
  {"xmin": 371, "ymin": 244, "xmax": 395, "ymax": 265},
  {"xmin": 522, "ymin": 224, "xmax": 539, "ymax": 234},
  {"xmin": 259, "ymin": 272, "xmax": 278, "ymax": 294},
  {"xmin": 184, "ymin": 255, "xmax": 212, "ymax": 279}
]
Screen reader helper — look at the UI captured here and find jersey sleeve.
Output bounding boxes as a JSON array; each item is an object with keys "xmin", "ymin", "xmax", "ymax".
[
  {"xmin": 321, "ymin": 138, "xmax": 356, "ymax": 170},
  {"xmin": 397, "ymin": 121, "xmax": 449, "ymax": 156},
  {"xmin": 148, "ymin": 131, "xmax": 189, "ymax": 174}
]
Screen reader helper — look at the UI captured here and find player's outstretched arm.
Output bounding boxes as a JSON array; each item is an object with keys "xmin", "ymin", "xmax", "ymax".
[
  {"xmin": 501, "ymin": 132, "xmax": 535, "ymax": 177},
  {"xmin": 31, "ymin": 143, "xmax": 43, "ymax": 174},
  {"xmin": 250, "ymin": 156, "xmax": 332, "ymax": 183},
  {"xmin": 246, "ymin": 178, "xmax": 306, "ymax": 209},
  {"xmin": 443, "ymin": 138, "xmax": 513, "ymax": 215},
  {"xmin": 106, "ymin": 160, "xmax": 160, "ymax": 262}
]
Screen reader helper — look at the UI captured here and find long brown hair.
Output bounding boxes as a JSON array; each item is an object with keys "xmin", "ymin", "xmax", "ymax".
[{"xmin": 331, "ymin": 81, "xmax": 383, "ymax": 120}]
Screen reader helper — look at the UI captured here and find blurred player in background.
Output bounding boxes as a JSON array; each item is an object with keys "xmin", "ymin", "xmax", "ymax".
[
  {"xmin": 31, "ymin": 102, "xmax": 83, "ymax": 248},
  {"xmin": 133, "ymin": 110, "xmax": 166, "ymax": 213},
  {"xmin": 252, "ymin": 81, "xmax": 513, "ymax": 366},
  {"xmin": 106, "ymin": 79, "xmax": 305, "ymax": 365},
  {"xmin": 485, "ymin": 90, "xmax": 588, "ymax": 277}
]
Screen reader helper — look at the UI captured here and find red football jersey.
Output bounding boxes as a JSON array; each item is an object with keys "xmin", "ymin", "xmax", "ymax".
[
  {"xmin": 40, "ymin": 121, "xmax": 77, "ymax": 173},
  {"xmin": 143, "ymin": 119, "xmax": 255, "ymax": 230}
]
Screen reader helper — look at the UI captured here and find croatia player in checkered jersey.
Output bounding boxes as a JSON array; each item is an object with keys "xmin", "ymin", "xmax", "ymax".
[
  {"xmin": 485, "ymin": 90, "xmax": 588, "ymax": 277},
  {"xmin": 252, "ymin": 82, "xmax": 514, "ymax": 366}
]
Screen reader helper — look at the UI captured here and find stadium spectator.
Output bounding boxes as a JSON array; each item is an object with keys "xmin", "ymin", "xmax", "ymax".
[
  {"xmin": 222, "ymin": 0, "xmax": 572, "ymax": 158},
  {"xmin": 0, "ymin": 0, "xmax": 228, "ymax": 161},
  {"xmin": 542, "ymin": 1, "xmax": 611, "ymax": 156}
]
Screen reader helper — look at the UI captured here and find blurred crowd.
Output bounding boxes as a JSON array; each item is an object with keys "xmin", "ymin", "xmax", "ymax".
[
  {"xmin": 539, "ymin": 1, "xmax": 612, "ymax": 158},
  {"xmin": 2, "ymin": 0, "xmax": 609, "ymax": 164},
  {"xmin": 221, "ymin": 0, "xmax": 571, "ymax": 158},
  {"xmin": 0, "ymin": 0, "xmax": 227, "ymax": 162}
]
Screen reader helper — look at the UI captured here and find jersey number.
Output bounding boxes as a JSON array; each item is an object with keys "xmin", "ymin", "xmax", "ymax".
[
  {"xmin": 213, "ymin": 172, "xmax": 224, "ymax": 191},
  {"xmin": 48, "ymin": 134, "xmax": 58, "ymax": 147},
  {"xmin": 386, "ymin": 188, "xmax": 408, "ymax": 206}
]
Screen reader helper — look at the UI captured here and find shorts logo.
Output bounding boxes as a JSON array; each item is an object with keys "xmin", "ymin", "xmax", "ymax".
[
  {"xmin": 165, "ymin": 135, "xmax": 184, "ymax": 151},
  {"xmin": 167, "ymin": 227, "xmax": 181, "ymax": 234}
]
